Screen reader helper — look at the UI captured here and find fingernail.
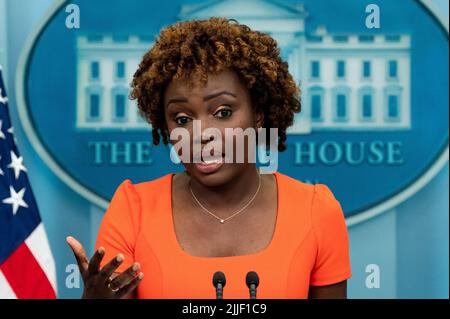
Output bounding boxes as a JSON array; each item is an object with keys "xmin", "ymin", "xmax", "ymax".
[
  {"xmin": 132, "ymin": 263, "xmax": 140, "ymax": 271},
  {"xmin": 116, "ymin": 254, "xmax": 123, "ymax": 262},
  {"xmin": 138, "ymin": 272, "xmax": 144, "ymax": 279},
  {"xmin": 98, "ymin": 247, "xmax": 105, "ymax": 255}
]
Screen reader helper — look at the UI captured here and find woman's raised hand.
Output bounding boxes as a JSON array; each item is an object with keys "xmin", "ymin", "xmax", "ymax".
[{"xmin": 66, "ymin": 236, "xmax": 144, "ymax": 299}]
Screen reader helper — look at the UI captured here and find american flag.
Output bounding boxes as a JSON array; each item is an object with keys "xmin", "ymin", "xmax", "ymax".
[{"xmin": 0, "ymin": 65, "xmax": 57, "ymax": 298}]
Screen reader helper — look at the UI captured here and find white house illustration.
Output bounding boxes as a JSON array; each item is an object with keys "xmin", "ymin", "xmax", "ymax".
[
  {"xmin": 76, "ymin": 35, "xmax": 153, "ymax": 130},
  {"xmin": 76, "ymin": 0, "xmax": 411, "ymax": 134}
]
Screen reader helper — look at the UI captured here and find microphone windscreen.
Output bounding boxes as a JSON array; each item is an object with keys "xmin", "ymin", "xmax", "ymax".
[
  {"xmin": 213, "ymin": 271, "xmax": 226, "ymax": 287},
  {"xmin": 246, "ymin": 271, "xmax": 259, "ymax": 287}
]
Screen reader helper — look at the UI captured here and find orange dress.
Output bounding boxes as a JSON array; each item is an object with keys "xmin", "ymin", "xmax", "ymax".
[{"xmin": 95, "ymin": 172, "xmax": 351, "ymax": 298}]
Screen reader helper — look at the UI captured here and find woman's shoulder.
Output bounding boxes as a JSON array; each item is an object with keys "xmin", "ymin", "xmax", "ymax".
[
  {"xmin": 275, "ymin": 172, "xmax": 343, "ymax": 222},
  {"xmin": 311, "ymin": 183, "xmax": 345, "ymax": 229},
  {"xmin": 132, "ymin": 173, "xmax": 173, "ymax": 192},
  {"xmin": 275, "ymin": 172, "xmax": 339, "ymax": 202},
  {"xmin": 111, "ymin": 173, "xmax": 173, "ymax": 206},
  {"xmin": 274, "ymin": 171, "xmax": 315, "ymax": 199}
]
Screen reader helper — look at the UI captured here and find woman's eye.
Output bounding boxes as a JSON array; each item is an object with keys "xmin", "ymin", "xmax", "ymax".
[
  {"xmin": 174, "ymin": 116, "xmax": 191, "ymax": 125},
  {"xmin": 214, "ymin": 107, "xmax": 232, "ymax": 119}
]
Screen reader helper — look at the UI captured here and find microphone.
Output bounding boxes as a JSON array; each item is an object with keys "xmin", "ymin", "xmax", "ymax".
[
  {"xmin": 246, "ymin": 271, "xmax": 259, "ymax": 299},
  {"xmin": 212, "ymin": 271, "xmax": 226, "ymax": 299}
]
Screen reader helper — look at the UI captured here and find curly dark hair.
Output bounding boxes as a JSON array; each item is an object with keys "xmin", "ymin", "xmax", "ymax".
[{"xmin": 130, "ymin": 17, "xmax": 301, "ymax": 151}]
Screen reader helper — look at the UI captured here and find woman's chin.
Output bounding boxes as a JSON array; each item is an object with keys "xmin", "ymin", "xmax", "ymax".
[{"xmin": 186, "ymin": 163, "xmax": 234, "ymax": 187}]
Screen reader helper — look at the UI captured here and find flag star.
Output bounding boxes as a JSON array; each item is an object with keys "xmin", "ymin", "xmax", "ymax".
[
  {"xmin": 0, "ymin": 88, "xmax": 7, "ymax": 105},
  {"xmin": 0, "ymin": 120, "xmax": 5, "ymax": 139},
  {"xmin": 0, "ymin": 155, "xmax": 3, "ymax": 175},
  {"xmin": 7, "ymin": 150, "xmax": 28, "ymax": 179},
  {"xmin": 6, "ymin": 125, "xmax": 18, "ymax": 143},
  {"xmin": 2, "ymin": 186, "xmax": 28, "ymax": 215}
]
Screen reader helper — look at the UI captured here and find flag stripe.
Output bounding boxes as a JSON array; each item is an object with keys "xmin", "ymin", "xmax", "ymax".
[
  {"xmin": 0, "ymin": 270, "xmax": 17, "ymax": 299},
  {"xmin": 0, "ymin": 242, "xmax": 56, "ymax": 298},
  {"xmin": 25, "ymin": 223, "xmax": 57, "ymax": 293}
]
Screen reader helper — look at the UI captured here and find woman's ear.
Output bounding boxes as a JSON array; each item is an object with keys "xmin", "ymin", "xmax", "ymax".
[{"xmin": 255, "ymin": 110, "xmax": 264, "ymax": 128}]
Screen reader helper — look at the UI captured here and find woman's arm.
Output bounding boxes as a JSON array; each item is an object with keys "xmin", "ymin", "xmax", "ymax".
[
  {"xmin": 309, "ymin": 184, "xmax": 351, "ymax": 298},
  {"xmin": 308, "ymin": 280, "xmax": 347, "ymax": 299}
]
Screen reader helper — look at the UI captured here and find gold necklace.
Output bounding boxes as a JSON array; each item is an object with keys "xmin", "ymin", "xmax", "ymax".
[{"xmin": 189, "ymin": 173, "xmax": 262, "ymax": 224}]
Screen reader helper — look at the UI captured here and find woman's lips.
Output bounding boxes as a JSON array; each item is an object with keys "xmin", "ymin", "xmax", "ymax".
[{"xmin": 193, "ymin": 157, "xmax": 224, "ymax": 174}]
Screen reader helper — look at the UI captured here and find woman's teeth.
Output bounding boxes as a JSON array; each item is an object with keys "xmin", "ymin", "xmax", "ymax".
[{"xmin": 202, "ymin": 158, "xmax": 223, "ymax": 164}]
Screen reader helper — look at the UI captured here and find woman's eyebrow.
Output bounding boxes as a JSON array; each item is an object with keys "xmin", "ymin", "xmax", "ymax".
[
  {"xmin": 166, "ymin": 91, "xmax": 237, "ymax": 108},
  {"xmin": 166, "ymin": 97, "xmax": 188, "ymax": 108},
  {"xmin": 203, "ymin": 90, "xmax": 237, "ymax": 101}
]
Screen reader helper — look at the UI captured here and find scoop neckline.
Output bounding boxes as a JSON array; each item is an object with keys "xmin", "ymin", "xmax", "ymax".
[{"xmin": 167, "ymin": 171, "xmax": 282, "ymax": 260}]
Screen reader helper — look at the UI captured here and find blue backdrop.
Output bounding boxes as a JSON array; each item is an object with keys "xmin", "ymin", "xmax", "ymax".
[{"xmin": 1, "ymin": 0, "xmax": 448, "ymax": 298}]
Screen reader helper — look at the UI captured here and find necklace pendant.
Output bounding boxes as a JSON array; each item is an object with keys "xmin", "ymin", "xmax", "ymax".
[{"xmin": 220, "ymin": 219, "xmax": 224, "ymax": 224}]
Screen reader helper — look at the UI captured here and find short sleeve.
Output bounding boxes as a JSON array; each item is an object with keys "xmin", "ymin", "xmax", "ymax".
[
  {"xmin": 310, "ymin": 183, "xmax": 351, "ymax": 286},
  {"xmin": 94, "ymin": 179, "xmax": 141, "ymax": 273}
]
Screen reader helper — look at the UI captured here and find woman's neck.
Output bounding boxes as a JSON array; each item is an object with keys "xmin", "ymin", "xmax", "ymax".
[{"xmin": 188, "ymin": 165, "xmax": 261, "ymax": 218}]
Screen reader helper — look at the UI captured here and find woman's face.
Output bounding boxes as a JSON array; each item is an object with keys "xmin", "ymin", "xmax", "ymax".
[{"xmin": 163, "ymin": 68, "xmax": 261, "ymax": 187}]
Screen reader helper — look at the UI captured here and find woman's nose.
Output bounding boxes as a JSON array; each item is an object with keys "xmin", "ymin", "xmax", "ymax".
[
  {"xmin": 191, "ymin": 116, "xmax": 215, "ymax": 144},
  {"xmin": 201, "ymin": 128, "xmax": 215, "ymax": 144}
]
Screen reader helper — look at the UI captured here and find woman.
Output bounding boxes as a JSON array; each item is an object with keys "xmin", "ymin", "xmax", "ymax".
[{"xmin": 67, "ymin": 17, "xmax": 351, "ymax": 299}]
